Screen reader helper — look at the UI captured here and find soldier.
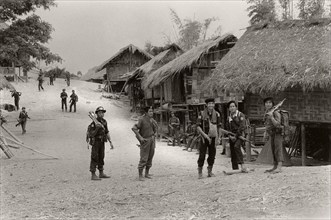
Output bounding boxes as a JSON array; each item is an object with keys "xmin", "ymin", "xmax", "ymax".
[
  {"xmin": 196, "ymin": 98, "xmax": 222, "ymax": 179},
  {"xmin": 86, "ymin": 106, "xmax": 114, "ymax": 180},
  {"xmin": 11, "ymin": 90, "xmax": 21, "ymax": 110},
  {"xmin": 169, "ymin": 111, "xmax": 180, "ymax": 146},
  {"xmin": 66, "ymin": 72, "xmax": 71, "ymax": 86},
  {"xmin": 226, "ymin": 101, "xmax": 247, "ymax": 172},
  {"xmin": 37, "ymin": 72, "xmax": 44, "ymax": 91},
  {"xmin": 132, "ymin": 107, "xmax": 158, "ymax": 181},
  {"xmin": 16, "ymin": 107, "xmax": 30, "ymax": 134},
  {"xmin": 263, "ymin": 97, "xmax": 283, "ymax": 174},
  {"xmin": 49, "ymin": 73, "xmax": 54, "ymax": 85},
  {"xmin": 60, "ymin": 89, "xmax": 68, "ymax": 112},
  {"xmin": 69, "ymin": 90, "xmax": 78, "ymax": 112}
]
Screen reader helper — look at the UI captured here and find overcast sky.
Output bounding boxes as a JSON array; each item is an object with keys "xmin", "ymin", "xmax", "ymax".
[{"xmin": 36, "ymin": 0, "xmax": 250, "ymax": 74}]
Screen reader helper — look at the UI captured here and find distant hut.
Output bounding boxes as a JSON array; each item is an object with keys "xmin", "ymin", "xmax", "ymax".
[
  {"xmin": 143, "ymin": 34, "xmax": 238, "ymax": 130},
  {"xmin": 204, "ymin": 19, "xmax": 331, "ymax": 165},
  {"xmin": 80, "ymin": 66, "xmax": 106, "ymax": 84},
  {"xmin": 97, "ymin": 44, "xmax": 153, "ymax": 93},
  {"xmin": 127, "ymin": 44, "xmax": 183, "ymax": 111}
]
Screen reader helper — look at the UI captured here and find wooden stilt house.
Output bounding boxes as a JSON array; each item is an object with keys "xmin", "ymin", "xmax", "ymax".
[
  {"xmin": 204, "ymin": 19, "xmax": 331, "ymax": 165},
  {"xmin": 97, "ymin": 44, "xmax": 153, "ymax": 93}
]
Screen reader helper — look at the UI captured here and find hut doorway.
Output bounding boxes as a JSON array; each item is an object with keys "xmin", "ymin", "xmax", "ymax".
[{"xmin": 305, "ymin": 126, "xmax": 331, "ymax": 163}]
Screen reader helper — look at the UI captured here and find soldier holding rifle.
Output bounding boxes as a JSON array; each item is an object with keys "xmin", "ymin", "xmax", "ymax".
[{"xmin": 86, "ymin": 106, "xmax": 114, "ymax": 181}]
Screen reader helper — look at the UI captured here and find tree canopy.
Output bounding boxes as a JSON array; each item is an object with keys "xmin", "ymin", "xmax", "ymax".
[{"xmin": 0, "ymin": 0, "xmax": 61, "ymax": 71}]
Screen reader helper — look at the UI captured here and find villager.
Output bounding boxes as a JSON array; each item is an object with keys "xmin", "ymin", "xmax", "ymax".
[
  {"xmin": 196, "ymin": 98, "xmax": 221, "ymax": 179},
  {"xmin": 86, "ymin": 106, "xmax": 114, "ymax": 180},
  {"xmin": 132, "ymin": 107, "xmax": 158, "ymax": 181},
  {"xmin": 183, "ymin": 121, "xmax": 200, "ymax": 152},
  {"xmin": 226, "ymin": 101, "xmax": 247, "ymax": 172},
  {"xmin": 60, "ymin": 89, "xmax": 68, "ymax": 112},
  {"xmin": 16, "ymin": 107, "xmax": 30, "ymax": 134},
  {"xmin": 37, "ymin": 71, "xmax": 44, "ymax": 91},
  {"xmin": 169, "ymin": 111, "xmax": 180, "ymax": 146}
]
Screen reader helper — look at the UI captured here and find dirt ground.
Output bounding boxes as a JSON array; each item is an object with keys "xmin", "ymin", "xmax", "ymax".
[{"xmin": 0, "ymin": 78, "xmax": 330, "ymax": 220}]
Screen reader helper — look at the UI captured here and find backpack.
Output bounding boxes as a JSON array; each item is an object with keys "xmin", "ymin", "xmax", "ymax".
[{"xmin": 276, "ymin": 110, "xmax": 290, "ymax": 144}]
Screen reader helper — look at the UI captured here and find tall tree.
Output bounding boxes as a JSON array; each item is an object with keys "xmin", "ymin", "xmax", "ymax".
[
  {"xmin": 0, "ymin": 0, "xmax": 61, "ymax": 71},
  {"xmin": 279, "ymin": 0, "xmax": 293, "ymax": 20},
  {"xmin": 298, "ymin": 0, "xmax": 325, "ymax": 19},
  {"xmin": 77, "ymin": 71, "xmax": 82, "ymax": 77},
  {"xmin": 247, "ymin": 0, "xmax": 277, "ymax": 25},
  {"xmin": 168, "ymin": 8, "xmax": 220, "ymax": 51}
]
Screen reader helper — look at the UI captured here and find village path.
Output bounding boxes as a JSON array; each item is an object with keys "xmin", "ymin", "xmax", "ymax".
[{"xmin": 0, "ymin": 78, "xmax": 330, "ymax": 220}]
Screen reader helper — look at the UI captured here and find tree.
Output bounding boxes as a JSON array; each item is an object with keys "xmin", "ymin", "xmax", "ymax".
[
  {"xmin": 167, "ymin": 8, "xmax": 221, "ymax": 51},
  {"xmin": 279, "ymin": 0, "xmax": 293, "ymax": 20},
  {"xmin": 298, "ymin": 0, "xmax": 325, "ymax": 19},
  {"xmin": 77, "ymin": 71, "xmax": 82, "ymax": 77},
  {"xmin": 0, "ymin": 0, "xmax": 61, "ymax": 71},
  {"xmin": 247, "ymin": 0, "xmax": 277, "ymax": 25}
]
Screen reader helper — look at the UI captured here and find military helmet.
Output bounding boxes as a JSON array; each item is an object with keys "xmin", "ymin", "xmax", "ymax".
[{"xmin": 95, "ymin": 106, "xmax": 106, "ymax": 114}]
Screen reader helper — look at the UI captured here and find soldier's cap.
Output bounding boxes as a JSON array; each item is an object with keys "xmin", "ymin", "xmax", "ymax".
[
  {"xmin": 205, "ymin": 98, "xmax": 215, "ymax": 104},
  {"xmin": 62, "ymin": 89, "xmax": 65, "ymax": 91},
  {"xmin": 263, "ymin": 97, "xmax": 274, "ymax": 105},
  {"xmin": 22, "ymin": 107, "xmax": 26, "ymax": 110},
  {"xmin": 95, "ymin": 106, "xmax": 106, "ymax": 113}
]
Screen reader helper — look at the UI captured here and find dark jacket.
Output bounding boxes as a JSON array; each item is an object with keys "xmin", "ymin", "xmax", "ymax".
[{"xmin": 226, "ymin": 110, "xmax": 245, "ymax": 138}]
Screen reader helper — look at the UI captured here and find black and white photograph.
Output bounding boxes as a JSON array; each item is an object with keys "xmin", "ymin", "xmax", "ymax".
[{"xmin": 0, "ymin": 0, "xmax": 330, "ymax": 219}]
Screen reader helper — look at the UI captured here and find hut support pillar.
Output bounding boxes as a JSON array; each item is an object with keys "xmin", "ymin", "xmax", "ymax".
[
  {"xmin": 301, "ymin": 123, "xmax": 306, "ymax": 166},
  {"xmin": 246, "ymin": 127, "xmax": 252, "ymax": 162},
  {"xmin": 329, "ymin": 132, "xmax": 331, "ymax": 163},
  {"xmin": 159, "ymin": 84, "xmax": 164, "ymax": 140}
]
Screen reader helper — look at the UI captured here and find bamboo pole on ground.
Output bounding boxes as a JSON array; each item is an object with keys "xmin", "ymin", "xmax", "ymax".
[{"xmin": 1, "ymin": 125, "xmax": 23, "ymax": 143}]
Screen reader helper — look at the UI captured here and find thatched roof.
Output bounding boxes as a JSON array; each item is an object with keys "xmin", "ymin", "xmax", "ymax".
[
  {"xmin": 143, "ymin": 34, "xmax": 237, "ymax": 89},
  {"xmin": 81, "ymin": 66, "xmax": 106, "ymax": 81},
  {"xmin": 97, "ymin": 44, "xmax": 153, "ymax": 72},
  {"xmin": 128, "ymin": 44, "xmax": 183, "ymax": 83},
  {"xmin": 203, "ymin": 19, "xmax": 331, "ymax": 93},
  {"xmin": 0, "ymin": 75, "xmax": 15, "ymax": 91}
]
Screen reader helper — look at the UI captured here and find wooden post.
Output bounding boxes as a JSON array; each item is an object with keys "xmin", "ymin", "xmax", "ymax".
[
  {"xmin": 159, "ymin": 84, "xmax": 164, "ymax": 140},
  {"xmin": 246, "ymin": 127, "xmax": 252, "ymax": 162},
  {"xmin": 329, "ymin": 132, "xmax": 331, "ymax": 163},
  {"xmin": 301, "ymin": 123, "xmax": 306, "ymax": 166}
]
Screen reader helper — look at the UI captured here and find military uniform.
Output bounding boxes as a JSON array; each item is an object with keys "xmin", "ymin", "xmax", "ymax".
[
  {"xmin": 169, "ymin": 115, "xmax": 180, "ymax": 146},
  {"xmin": 37, "ymin": 74, "xmax": 44, "ymax": 91},
  {"xmin": 226, "ymin": 110, "xmax": 245, "ymax": 170},
  {"xmin": 60, "ymin": 90, "xmax": 68, "ymax": 111},
  {"xmin": 16, "ymin": 108, "xmax": 30, "ymax": 134},
  {"xmin": 11, "ymin": 91, "xmax": 21, "ymax": 110},
  {"xmin": 69, "ymin": 92, "xmax": 78, "ymax": 112}
]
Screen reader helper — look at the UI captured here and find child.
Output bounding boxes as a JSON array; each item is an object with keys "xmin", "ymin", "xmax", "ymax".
[{"xmin": 16, "ymin": 107, "xmax": 30, "ymax": 134}]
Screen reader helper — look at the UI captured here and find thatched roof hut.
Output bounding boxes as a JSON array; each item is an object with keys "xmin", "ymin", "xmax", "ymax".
[
  {"xmin": 204, "ymin": 19, "xmax": 331, "ymax": 93},
  {"xmin": 81, "ymin": 66, "xmax": 106, "ymax": 82},
  {"xmin": 143, "ymin": 34, "xmax": 237, "ymax": 89},
  {"xmin": 97, "ymin": 44, "xmax": 153, "ymax": 72},
  {"xmin": 0, "ymin": 75, "xmax": 15, "ymax": 91}
]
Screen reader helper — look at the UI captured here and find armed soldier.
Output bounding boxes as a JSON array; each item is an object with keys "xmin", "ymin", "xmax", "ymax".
[
  {"xmin": 16, "ymin": 107, "xmax": 30, "ymax": 134},
  {"xmin": 69, "ymin": 90, "xmax": 78, "ymax": 112},
  {"xmin": 11, "ymin": 90, "xmax": 21, "ymax": 110},
  {"xmin": 132, "ymin": 107, "xmax": 158, "ymax": 181},
  {"xmin": 86, "ymin": 106, "xmax": 114, "ymax": 180},
  {"xmin": 60, "ymin": 89, "xmax": 68, "ymax": 112}
]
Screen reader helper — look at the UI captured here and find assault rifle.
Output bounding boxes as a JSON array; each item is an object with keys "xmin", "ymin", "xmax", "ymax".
[
  {"xmin": 88, "ymin": 111, "xmax": 105, "ymax": 129},
  {"xmin": 219, "ymin": 128, "xmax": 257, "ymax": 148},
  {"xmin": 265, "ymin": 98, "xmax": 286, "ymax": 115}
]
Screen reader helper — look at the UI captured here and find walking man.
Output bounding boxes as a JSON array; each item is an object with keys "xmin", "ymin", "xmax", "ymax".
[
  {"xmin": 66, "ymin": 72, "xmax": 71, "ymax": 86},
  {"xmin": 169, "ymin": 111, "xmax": 180, "ymax": 146},
  {"xmin": 49, "ymin": 74, "xmax": 54, "ymax": 85},
  {"xmin": 226, "ymin": 101, "xmax": 247, "ymax": 172},
  {"xmin": 132, "ymin": 107, "xmax": 158, "ymax": 181},
  {"xmin": 60, "ymin": 89, "xmax": 68, "ymax": 112},
  {"xmin": 196, "ymin": 98, "xmax": 221, "ymax": 179},
  {"xmin": 37, "ymin": 73, "xmax": 44, "ymax": 91},
  {"xmin": 263, "ymin": 97, "xmax": 283, "ymax": 173},
  {"xmin": 86, "ymin": 106, "xmax": 114, "ymax": 180},
  {"xmin": 16, "ymin": 107, "xmax": 30, "ymax": 134},
  {"xmin": 11, "ymin": 90, "xmax": 21, "ymax": 110},
  {"xmin": 69, "ymin": 90, "xmax": 78, "ymax": 112}
]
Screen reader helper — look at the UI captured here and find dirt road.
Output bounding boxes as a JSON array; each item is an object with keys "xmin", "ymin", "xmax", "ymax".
[{"xmin": 1, "ymin": 79, "xmax": 330, "ymax": 219}]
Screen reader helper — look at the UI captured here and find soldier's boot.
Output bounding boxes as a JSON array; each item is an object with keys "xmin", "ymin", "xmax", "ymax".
[
  {"xmin": 207, "ymin": 166, "xmax": 216, "ymax": 177},
  {"xmin": 99, "ymin": 171, "xmax": 110, "ymax": 178},
  {"xmin": 145, "ymin": 167, "xmax": 152, "ymax": 179},
  {"xmin": 138, "ymin": 169, "xmax": 145, "ymax": 181},
  {"xmin": 91, "ymin": 172, "xmax": 101, "ymax": 181},
  {"xmin": 198, "ymin": 167, "xmax": 203, "ymax": 179}
]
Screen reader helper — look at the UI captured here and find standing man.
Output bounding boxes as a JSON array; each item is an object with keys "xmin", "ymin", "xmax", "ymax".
[
  {"xmin": 86, "ymin": 106, "xmax": 114, "ymax": 180},
  {"xmin": 226, "ymin": 101, "xmax": 247, "ymax": 172},
  {"xmin": 60, "ymin": 89, "xmax": 68, "ymax": 112},
  {"xmin": 66, "ymin": 72, "xmax": 71, "ymax": 86},
  {"xmin": 132, "ymin": 107, "xmax": 158, "ymax": 181},
  {"xmin": 49, "ymin": 73, "xmax": 54, "ymax": 85},
  {"xmin": 263, "ymin": 97, "xmax": 283, "ymax": 173},
  {"xmin": 69, "ymin": 90, "xmax": 78, "ymax": 112},
  {"xmin": 37, "ymin": 72, "xmax": 44, "ymax": 91},
  {"xmin": 11, "ymin": 90, "xmax": 21, "ymax": 110},
  {"xmin": 16, "ymin": 107, "xmax": 30, "ymax": 134},
  {"xmin": 169, "ymin": 111, "xmax": 180, "ymax": 146},
  {"xmin": 196, "ymin": 98, "xmax": 221, "ymax": 179}
]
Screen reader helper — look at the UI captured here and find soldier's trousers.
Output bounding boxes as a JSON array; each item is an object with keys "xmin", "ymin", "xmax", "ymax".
[
  {"xmin": 21, "ymin": 121, "xmax": 26, "ymax": 133},
  {"xmin": 138, "ymin": 137, "xmax": 155, "ymax": 170},
  {"xmin": 90, "ymin": 140, "xmax": 105, "ymax": 172},
  {"xmin": 70, "ymin": 101, "xmax": 76, "ymax": 112},
  {"xmin": 229, "ymin": 138, "xmax": 244, "ymax": 170},
  {"xmin": 14, "ymin": 100, "xmax": 19, "ymax": 110},
  {"xmin": 61, "ymin": 99, "xmax": 67, "ymax": 111},
  {"xmin": 197, "ymin": 137, "xmax": 216, "ymax": 167},
  {"xmin": 270, "ymin": 132, "xmax": 284, "ymax": 163}
]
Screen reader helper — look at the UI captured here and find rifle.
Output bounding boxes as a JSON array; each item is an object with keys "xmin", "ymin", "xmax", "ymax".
[
  {"xmin": 266, "ymin": 98, "xmax": 286, "ymax": 115},
  {"xmin": 88, "ymin": 111, "xmax": 105, "ymax": 129},
  {"xmin": 219, "ymin": 128, "xmax": 257, "ymax": 148}
]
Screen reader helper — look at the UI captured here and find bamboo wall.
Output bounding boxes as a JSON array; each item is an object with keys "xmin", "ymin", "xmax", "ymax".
[{"xmin": 245, "ymin": 89, "xmax": 331, "ymax": 123}]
